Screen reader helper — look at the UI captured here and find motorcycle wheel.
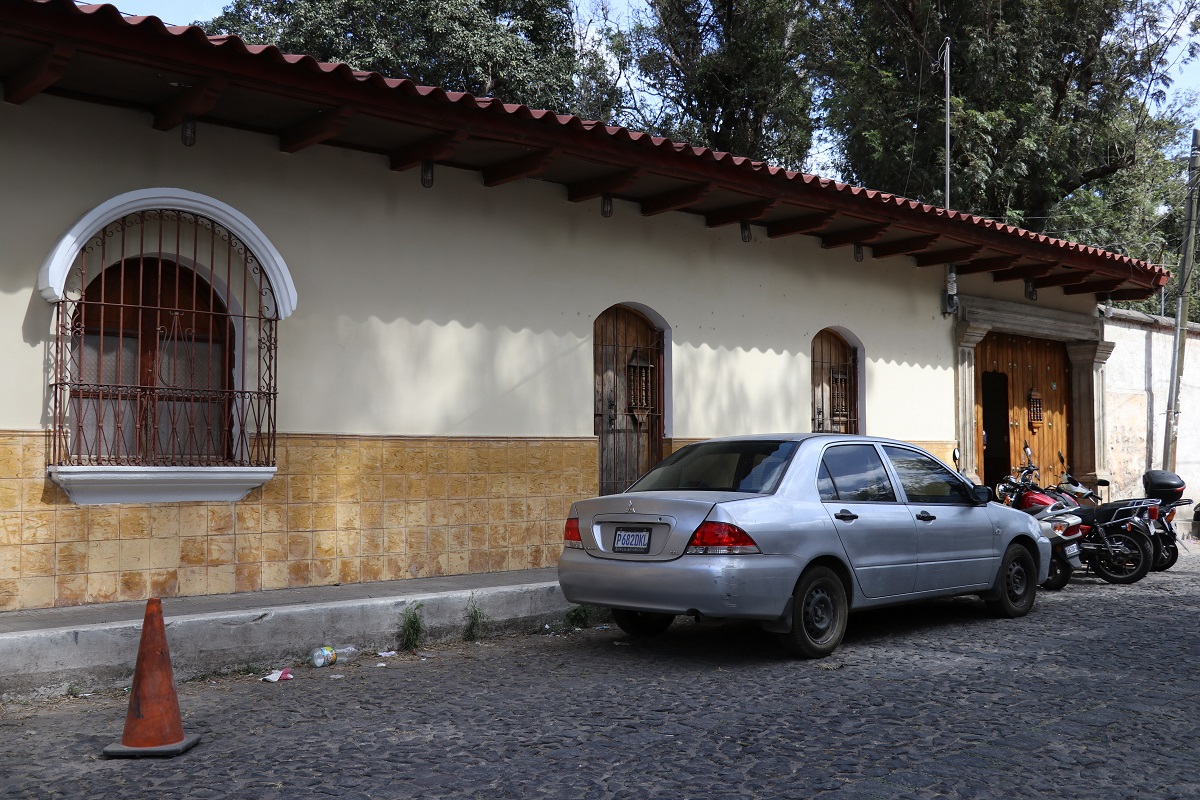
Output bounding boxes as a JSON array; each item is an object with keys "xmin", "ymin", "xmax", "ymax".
[
  {"xmin": 1041, "ymin": 555, "xmax": 1072, "ymax": 590},
  {"xmin": 1089, "ymin": 531, "xmax": 1152, "ymax": 585},
  {"xmin": 1156, "ymin": 540, "xmax": 1180, "ymax": 571}
]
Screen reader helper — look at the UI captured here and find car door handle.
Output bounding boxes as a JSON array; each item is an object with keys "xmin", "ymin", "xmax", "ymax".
[
  {"xmin": 915, "ymin": 511, "xmax": 937, "ymax": 522},
  {"xmin": 834, "ymin": 509, "xmax": 858, "ymax": 522}
]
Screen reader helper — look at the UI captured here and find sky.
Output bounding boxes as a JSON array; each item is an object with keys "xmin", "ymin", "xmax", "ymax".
[{"xmin": 105, "ymin": 0, "xmax": 1200, "ymax": 129}]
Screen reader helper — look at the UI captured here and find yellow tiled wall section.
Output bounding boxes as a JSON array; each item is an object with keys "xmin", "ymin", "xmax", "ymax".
[{"xmin": 0, "ymin": 432, "xmax": 598, "ymax": 611}]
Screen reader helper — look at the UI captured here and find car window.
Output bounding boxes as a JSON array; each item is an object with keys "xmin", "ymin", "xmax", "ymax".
[
  {"xmin": 820, "ymin": 444, "xmax": 897, "ymax": 502},
  {"xmin": 883, "ymin": 446, "xmax": 972, "ymax": 505},
  {"xmin": 629, "ymin": 440, "xmax": 798, "ymax": 493}
]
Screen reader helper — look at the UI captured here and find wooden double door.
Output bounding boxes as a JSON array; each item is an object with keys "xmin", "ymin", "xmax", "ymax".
[{"xmin": 974, "ymin": 332, "xmax": 1072, "ymax": 491}]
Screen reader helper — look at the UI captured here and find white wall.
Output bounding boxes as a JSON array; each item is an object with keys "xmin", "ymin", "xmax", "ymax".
[
  {"xmin": 2, "ymin": 96, "xmax": 958, "ymax": 442},
  {"xmin": 1104, "ymin": 310, "xmax": 1200, "ymax": 506}
]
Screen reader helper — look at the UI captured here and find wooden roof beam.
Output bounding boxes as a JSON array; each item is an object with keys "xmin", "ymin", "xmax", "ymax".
[
  {"xmin": 820, "ymin": 224, "xmax": 889, "ymax": 249},
  {"xmin": 871, "ymin": 234, "xmax": 940, "ymax": 259},
  {"xmin": 566, "ymin": 167, "xmax": 642, "ymax": 202},
  {"xmin": 153, "ymin": 77, "xmax": 227, "ymax": 131},
  {"xmin": 955, "ymin": 255, "xmax": 1020, "ymax": 275},
  {"xmin": 913, "ymin": 245, "xmax": 982, "ymax": 267},
  {"xmin": 1033, "ymin": 271, "xmax": 1087, "ymax": 288},
  {"xmin": 4, "ymin": 43, "xmax": 74, "ymax": 105},
  {"xmin": 992, "ymin": 263, "xmax": 1058, "ymax": 282},
  {"xmin": 1108, "ymin": 287, "xmax": 1158, "ymax": 301},
  {"xmin": 482, "ymin": 148, "xmax": 557, "ymax": 187},
  {"xmin": 766, "ymin": 211, "xmax": 833, "ymax": 238},
  {"xmin": 389, "ymin": 130, "xmax": 467, "ymax": 172},
  {"xmin": 640, "ymin": 183, "xmax": 712, "ymax": 216},
  {"xmin": 1063, "ymin": 278, "xmax": 1126, "ymax": 295},
  {"xmin": 705, "ymin": 199, "xmax": 777, "ymax": 228},
  {"xmin": 279, "ymin": 106, "xmax": 354, "ymax": 153}
]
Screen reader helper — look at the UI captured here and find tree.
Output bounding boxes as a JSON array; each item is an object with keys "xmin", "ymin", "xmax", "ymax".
[
  {"xmin": 202, "ymin": 0, "xmax": 585, "ymax": 112},
  {"xmin": 615, "ymin": 0, "xmax": 815, "ymax": 169},
  {"xmin": 809, "ymin": 0, "xmax": 1199, "ymax": 233}
]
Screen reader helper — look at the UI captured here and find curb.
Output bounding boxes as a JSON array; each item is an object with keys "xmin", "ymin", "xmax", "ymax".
[{"xmin": 0, "ymin": 581, "xmax": 570, "ymax": 702}]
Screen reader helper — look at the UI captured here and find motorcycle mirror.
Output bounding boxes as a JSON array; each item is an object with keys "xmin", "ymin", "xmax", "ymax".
[
  {"xmin": 1057, "ymin": 451, "xmax": 1065, "ymax": 466},
  {"xmin": 1096, "ymin": 478, "xmax": 1110, "ymax": 487},
  {"xmin": 952, "ymin": 447, "xmax": 961, "ymax": 468}
]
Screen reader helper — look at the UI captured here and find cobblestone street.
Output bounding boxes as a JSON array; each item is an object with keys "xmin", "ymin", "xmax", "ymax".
[{"xmin": 4, "ymin": 552, "xmax": 1199, "ymax": 799}]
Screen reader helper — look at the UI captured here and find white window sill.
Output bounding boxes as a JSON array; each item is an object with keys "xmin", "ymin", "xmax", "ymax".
[{"xmin": 48, "ymin": 466, "xmax": 277, "ymax": 505}]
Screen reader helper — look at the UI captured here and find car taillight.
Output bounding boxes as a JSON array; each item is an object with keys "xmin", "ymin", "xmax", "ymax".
[
  {"xmin": 685, "ymin": 521, "xmax": 761, "ymax": 555},
  {"xmin": 563, "ymin": 518, "xmax": 583, "ymax": 549}
]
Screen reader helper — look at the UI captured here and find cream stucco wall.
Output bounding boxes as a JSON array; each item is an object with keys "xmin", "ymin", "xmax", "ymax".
[{"xmin": 1, "ymin": 95, "xmax": 958, "ymax": 444}]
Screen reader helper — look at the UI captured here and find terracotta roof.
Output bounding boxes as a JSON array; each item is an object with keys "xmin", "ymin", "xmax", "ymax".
[{"xmin": 0, "ymin": 0, "xmax": 1169, "ymax": 299}]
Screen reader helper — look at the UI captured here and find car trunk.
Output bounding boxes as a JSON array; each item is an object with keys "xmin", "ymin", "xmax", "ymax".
[{"xmin": 573, "ymin": 493, "xmax": 739, "ymax": 561}]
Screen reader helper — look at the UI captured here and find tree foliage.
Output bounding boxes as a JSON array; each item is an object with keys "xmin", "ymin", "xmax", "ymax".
[
  {"xmin": 203, "ymin": 0, "xmax": 593, "ymax": 113},
  {"xmin": 614, "ymin": 0, "xmax": 814, "ymax": 168},
  {"xmin": 809, "ymin": 0, "xmax": 1198, "ymax": 230}
]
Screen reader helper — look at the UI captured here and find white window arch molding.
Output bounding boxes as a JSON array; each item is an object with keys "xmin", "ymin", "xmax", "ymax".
[{"xmin": 39, "ymin": 188, "xmax": 297, "ymax": 505}]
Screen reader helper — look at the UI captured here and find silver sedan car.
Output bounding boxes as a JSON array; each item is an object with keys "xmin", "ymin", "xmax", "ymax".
[{"xmin": 558, "ymin": 434, "xmax": 1050, "ymax": 658}]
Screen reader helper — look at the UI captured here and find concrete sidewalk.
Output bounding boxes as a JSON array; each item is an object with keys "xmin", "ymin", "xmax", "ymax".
[{"xmin": 0, "ymin": 567, "xmax": 566, "ymax": 702}]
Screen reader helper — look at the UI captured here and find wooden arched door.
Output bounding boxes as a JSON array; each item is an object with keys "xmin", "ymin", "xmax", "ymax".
[
  {"xmin": 812, "ymin": 329, "xmax": 858, "ymax": 433},
  {"xmin": 594, "ymin": 305, "xmax": 664, "ymax": 495}
]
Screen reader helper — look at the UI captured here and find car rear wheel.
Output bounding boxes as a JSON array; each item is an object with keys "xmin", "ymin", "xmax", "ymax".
[
  {"xmin": 611, "ymin": 609, "xmax": 675, "ymax": 636},
  {"xmin": 987, "ymin": 543, "xmax": 1036, "ymax": 617},
  {"xmin": 777, "ymin": 566, "xmax": 847, "ymax": 659}
]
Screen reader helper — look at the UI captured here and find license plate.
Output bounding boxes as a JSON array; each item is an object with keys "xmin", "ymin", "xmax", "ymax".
[
  {"xmin": 1065, "ymin": 544, "xmax": 1079, "ymax": 557},
  {"xmin": 613, "ymin": 527, "xmax": 651, "ymax": 554}
]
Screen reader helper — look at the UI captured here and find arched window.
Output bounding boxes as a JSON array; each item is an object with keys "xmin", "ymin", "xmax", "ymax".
[
  {"xmin": 50, "ymin": 209, "xmax": 278, "ymax": 471},
  {"xmin": 812, "ymin": 329, "xmax": 859, "ymax": 434}
]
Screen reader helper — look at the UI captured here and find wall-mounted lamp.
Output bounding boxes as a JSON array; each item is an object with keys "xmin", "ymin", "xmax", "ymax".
[
  {"xmin": 853, "ymin": 243, "xmax": 864, "ymax": 262},
  {"xmin": 601, "ymin": 193, "xmax": 613, "ymax": 218},
  {"xmin": 181, "ymin": 116, "xmax": 196, "ymax": 147},
  {"xmin": 740, "ymin": 221, "xmax": 752, "ymax": 242},
  {"xmin": 420, "ymin": 160, "xmax": 435, "ymax": 188},
  {"xmin": 1024, "ymin": 279, "xmax": 1038, "ymax": 301},
  {"xmin": 942, "ymin": 266, "xmax": 959, "ymax": 314}
]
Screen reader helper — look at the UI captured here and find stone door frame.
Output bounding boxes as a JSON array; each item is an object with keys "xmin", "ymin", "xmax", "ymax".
[{"xmin": 955, "ymin": 296, "xmax": 1114, "ymax": 486}]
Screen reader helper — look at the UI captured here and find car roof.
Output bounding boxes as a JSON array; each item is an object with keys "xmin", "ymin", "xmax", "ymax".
[{"xmin": 696, "ymin": 433, "xmax": 930, "ymax": 448}]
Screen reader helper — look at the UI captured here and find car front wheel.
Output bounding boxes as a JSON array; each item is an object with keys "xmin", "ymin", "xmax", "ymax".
[
  {"xmin": 777, "ymin": 566, "xmax": 848, "ymax": 659},
  {"xmin": 987, "ymin": 543, "xmax": 1036, "ymax": 617}
]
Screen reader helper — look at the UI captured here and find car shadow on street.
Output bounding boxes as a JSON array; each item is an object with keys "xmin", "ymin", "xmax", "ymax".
[{"xmin": 585, "ymin": 595, "xmax": 1002, "ymax": 666}]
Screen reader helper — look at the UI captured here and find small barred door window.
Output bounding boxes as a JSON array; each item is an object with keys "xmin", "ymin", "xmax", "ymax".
[{"xmin": 812, "ymin": 329, "xmax": 858, "ymax": 434}]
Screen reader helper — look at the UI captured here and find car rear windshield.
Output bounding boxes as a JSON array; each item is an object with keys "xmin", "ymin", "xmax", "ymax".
[{"xmin": 628, "ymin": 440, "xmax": 798, "ymax": 494}]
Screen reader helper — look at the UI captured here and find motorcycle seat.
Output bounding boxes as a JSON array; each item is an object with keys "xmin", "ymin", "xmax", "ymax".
[{"xmin": 1075, "ymin": 501, "xmax": 1149, "ymax": 526}]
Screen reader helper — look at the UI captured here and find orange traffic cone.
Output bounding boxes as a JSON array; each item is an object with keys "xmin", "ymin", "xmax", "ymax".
[{"xmin": 103, "ymin": 598, "xmax": 201, "ymax": 758}]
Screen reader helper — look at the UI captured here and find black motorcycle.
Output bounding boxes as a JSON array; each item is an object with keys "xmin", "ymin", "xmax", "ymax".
[{"xmin": 1056, "ymin": 453, "xmax": 1186, "ymax": 572}]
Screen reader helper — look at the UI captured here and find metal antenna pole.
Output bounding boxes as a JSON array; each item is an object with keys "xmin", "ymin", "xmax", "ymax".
[
  {"xmin": 943, "ymin": 37, "xmax": 950, "ymax": 207},
  {"xmin": 1163, "ymin": 128, "xmax": 1200, "ymax": 471},
  {"xmin": 940, "ymin": 37, "xmax": 958, "ymax": 315}
]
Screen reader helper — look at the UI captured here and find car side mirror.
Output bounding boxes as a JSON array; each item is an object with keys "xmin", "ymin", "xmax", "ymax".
[{"xmin": 973, "ymin": 485, "xmax": 992, "ymax": 504}]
